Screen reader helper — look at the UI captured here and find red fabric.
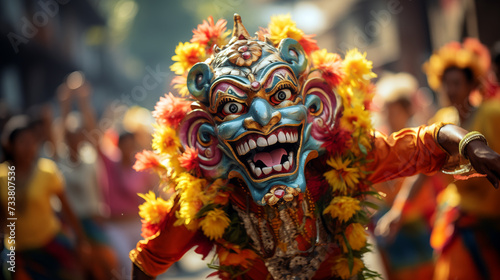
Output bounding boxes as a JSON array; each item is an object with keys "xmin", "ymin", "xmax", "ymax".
[{"xmin": 129, "ymin": 203, "xmax": 199, "ymax": 277}]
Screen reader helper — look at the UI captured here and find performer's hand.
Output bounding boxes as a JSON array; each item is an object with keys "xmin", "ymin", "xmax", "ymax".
[
  {"xmin": 132, "ymin": 264, "xmax": 155, "ymax": 280},
  {"xmin": 374, "ymin": 208, "xmax": 402, "ymax": 241},
  {"xmin": 465, "ymin": 140, "xmax": 500, "ymax": 189}
]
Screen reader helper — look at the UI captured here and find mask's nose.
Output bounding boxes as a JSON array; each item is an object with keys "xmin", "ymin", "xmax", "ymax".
[{"xmin": 244, "ymin": 98, "xmax": 281, "ymax": 133}]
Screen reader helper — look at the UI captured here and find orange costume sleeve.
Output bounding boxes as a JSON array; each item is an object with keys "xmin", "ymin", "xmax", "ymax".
[
  {"xmin": 129, "ymin": 203, "xmax": 202, "ymax": 277},
  {"xmin": 367, "ymin": 123, "xmax": 450, "ymax": 184}
]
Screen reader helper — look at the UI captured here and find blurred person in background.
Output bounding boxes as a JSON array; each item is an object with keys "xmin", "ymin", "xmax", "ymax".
[
  {"xmin": 487, "ymin": 41, "xmax": 500, "ymax": 97},
  {"xmin": 57, "ymin": 74, "xmax": 118, "ymax": 280},
  {"xmin": 373, "ymin": 73, "xmax": 447, "ymax": 280},
  {"xmin": 26, "ymin": 103, "xmax": 58, "ymax": 160},
  {"xmin": 99, "ymin": 130, "xmax": 155, "ymax": 274},
  {"xmin": 383, "ymin": 38, "xmax": 500, "ymax": 280},
  {"xmin": 0, "ymin": 115, "xmax": 89, "ymax": 280},
  {"xmin": 90, "ymin": 107, "xmax": 157, "ymax": 273},
  {"xmin": 53, "ymin": 71, "xmax": 155, "ymax": 273}
]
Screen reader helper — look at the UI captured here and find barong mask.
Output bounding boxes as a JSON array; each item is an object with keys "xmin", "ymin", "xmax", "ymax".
[{"xmin": 180, "ymin": 15, "xmax": 341, "ymax": 205}]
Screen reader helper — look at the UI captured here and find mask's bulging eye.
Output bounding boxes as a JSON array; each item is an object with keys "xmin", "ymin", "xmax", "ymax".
[
  {"xmin": 271, "ymin": 89, "xmax": 292, "ymax": 105},
  {"xmin": 223, "ymin": 102, "xmax": 244, "ymax": 115}
]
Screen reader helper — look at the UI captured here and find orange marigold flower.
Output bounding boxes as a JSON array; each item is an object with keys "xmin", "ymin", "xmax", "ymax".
[
  {"xmin": 191, "ymin": 16, "xmax": 231, "ymax": 54},
  {"xmin": 179, "ymin": 146, "xmax": 200, "ymax": 175},
  {"xmin": 170, "ymin": 42, "xmax": 206, "ymax": 75},
  {"xmin": 213, "ymin": 191, "xmax": 230, "ymax": 206},
  {"xmin": 218, "ymin": 244, "xmax": 257, "ymax": 269},
  {"xmin": 152, "ymin": 93, "xmax": 191, "ymax": 128},
  {"xmin": 133, "ymin": 150, "xmax": 162, "ymax": 172},
  {"xmin": 298, "ymin": 34, "xmax": 319, "ymax": 54},
  {"xmin": 311, "ymin": 49, "xmax": 345, "ymax": 87},
  {"xmin": 256, "ymin": 27, "xmax": 269, "ymax": 41}
]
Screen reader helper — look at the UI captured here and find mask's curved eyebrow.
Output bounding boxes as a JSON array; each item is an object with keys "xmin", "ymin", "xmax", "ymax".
[
  {"xmin": 210, "ymin": 82, "xmax": 248, "ymax": 111},
  {"xmin": 263, "ymin": 68, "xmax": 298, "ymax": 93}
]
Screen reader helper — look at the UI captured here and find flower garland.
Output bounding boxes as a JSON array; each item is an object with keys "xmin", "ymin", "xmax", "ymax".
[
  {"xmin": 134, "ymin": 15, "xmax": 380, "ymax": 279},
  {"xmin": 309, "ymin": 47, "xmax": 380, "ymax": 279}
]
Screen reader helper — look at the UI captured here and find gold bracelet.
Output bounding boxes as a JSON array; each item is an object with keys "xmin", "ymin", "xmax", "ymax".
[{"xmin": 458, "ymin": 131, "xmax": 487, "ymax": 160}]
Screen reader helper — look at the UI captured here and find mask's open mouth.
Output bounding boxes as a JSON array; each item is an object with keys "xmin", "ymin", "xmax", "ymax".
[{"xmin": 228, "ymin": 125, "xmax": 302, "ymax": 180}]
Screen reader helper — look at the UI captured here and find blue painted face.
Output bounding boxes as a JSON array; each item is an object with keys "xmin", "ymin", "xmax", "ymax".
[
  {"xmin": 211, "ymin": 67, "xmax": 321, "ymax": 204},
  {"xmin": 182, "ymin": 34, "xmax": 339, "ymax": 205}
]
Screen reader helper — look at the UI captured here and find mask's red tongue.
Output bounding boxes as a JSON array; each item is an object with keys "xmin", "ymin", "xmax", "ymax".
[{"xmin": 253, "ymin": 148, "xmax": 286, "ymax": 167}]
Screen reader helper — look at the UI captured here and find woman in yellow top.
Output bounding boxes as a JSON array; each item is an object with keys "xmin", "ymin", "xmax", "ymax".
[
  {"xmin": 0, "ymin": 115, "xmax": 89, "ymax": 280},
  {"xmin": 423, "ymin": 38, "xmax": 500, "ymax": 280}
]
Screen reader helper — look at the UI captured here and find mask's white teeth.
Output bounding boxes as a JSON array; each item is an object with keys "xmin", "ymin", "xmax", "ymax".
[
  {"xmin": 244, "ymin": 142, "xmax": 250, "ymax": 155},
  {"xmin": 278, "ymin": 131, "xmax": 286, "ymax": 143},
  {"xmin": 237, "ymin": 145, "xmax": 243, "ymax": 156},
  {"xmin": 249, "ymin": 160, "xmax": 255, "ymax": 171},
  {"xmin": 286, "ymin": 132, "xmax": 292, "ymax": 143},
  {"xmin": 267, "ymin": 134, "xmax": 277, "ymax": 145},
  {"xmin": 248, "ymin": 139, "xmax": 257, "ymax": 150},
  {"xmin": 283, "ymin": 161, "xmax": 290, "ymax": 170},
  {"xmin": 273, "ymin": 164, "xmax": 282, "ymax": 172},
  {"xmin": 257, "ymin": 137, "xmax": 267, "ymax": 147},
  {"xmin": 262, "ymin": 166, "xmax": 272, "ymax": 175},
  {"xmin": 294, "ymin": 132, "xmax": 298, "ymax": 142},
  {"xmin": 254, "ymin": 167, "xmax": 262, "ymax": 177},
  {"xmin": 288, "ymin": 151, "xmax": 294, "ymax": 166}
]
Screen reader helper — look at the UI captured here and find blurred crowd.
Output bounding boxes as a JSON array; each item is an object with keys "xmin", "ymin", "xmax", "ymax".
[
  {"xmin": 1, "ymin": 71, "xmax": 158, "ymax": 279},
  {"xmin": 369, "ymin": 39, "xmax": 500, "ymax": 280},
  {"xmin": 1, "ymin": 23, "xmax": 500, "ymax": 280}
]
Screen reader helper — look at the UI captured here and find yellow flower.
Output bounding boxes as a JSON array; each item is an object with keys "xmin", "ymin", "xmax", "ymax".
[
  {"xmin": 175, "ymin": 172, "xmax": 206, "ymax": 191},
  {"xmin": 138, "ymin": 191, "xmax": 173, "ymax": 224},
  {"xmin": 339, "ymin": 223, "xmax": 368, "ymax": 252},
  {"xmin": 323, "ymin": 156, "xmax": 360, "ymax": 193},
  {"xmin": 170, "ymin": 42, "xmax": 206, "ymax": 75},
  {"xmin": 349, "ymin": 129, "xmax": 372, "ymax": 157},
  {"xmin": 174, "ymin": 173, "xmax": 207, "ymax": 226},
  {"xmin": 171, "ymin": 75, "xmax": 189, "ymax": 97},
  {"xmin": 152, "ymin": 125, "xmax": 181, "ymax": 155},
  {"xmin": 332, "ymin": 257, "xmax": 364, "ymax": 279},
  {"xmin": 340, "ymin": 105, "xmax": 371, "ymax": 132},
  {"xmin": 311, "ymin": 49, "xmax": 340, "ymax": 67},
  {"xmin": 343, "ymin": 49, "xmax": 377, "ymax": 86},
  {"xmin": 161, "ymin": 153, "xmax": 183, "ymax": 179},
  {"xmin": 268, "ymin": 14, "xmax": 304, "ymax": 45},
  {"xmin": 199, "ymin": 208, "xmax": 230, "ymax": 240},
  {"xmin": 323, "ymin": 196, "xmax": 361, "ymax": 222}
]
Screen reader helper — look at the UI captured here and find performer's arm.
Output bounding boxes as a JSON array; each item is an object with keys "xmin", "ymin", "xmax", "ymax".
[
  {"xmin": 129, "ymin": 202, "xmax": 202, "ymax": 279},
  {"xmin": 368, "ymin": 123, "xmax": 500, "ymax": 187},
  {"xmin": 437, "ymin": 124, "xmax": 500, "ymax": 188},
  {"xmin": 367, "ymin": 123, "xmax": 449, "ymax": 183}
]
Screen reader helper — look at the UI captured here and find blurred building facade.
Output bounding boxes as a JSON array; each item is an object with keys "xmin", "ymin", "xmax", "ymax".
[
  {"xmin": 313, "ymin": 0, "xmax": 500, "ymax": 86},
  {"xmin": 0, "ymin": 0, "xmax": 128, "ymax": 115},
  {"xmin": 1, "ymin": 0, "xmax": 498, "ymax": 117}
]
